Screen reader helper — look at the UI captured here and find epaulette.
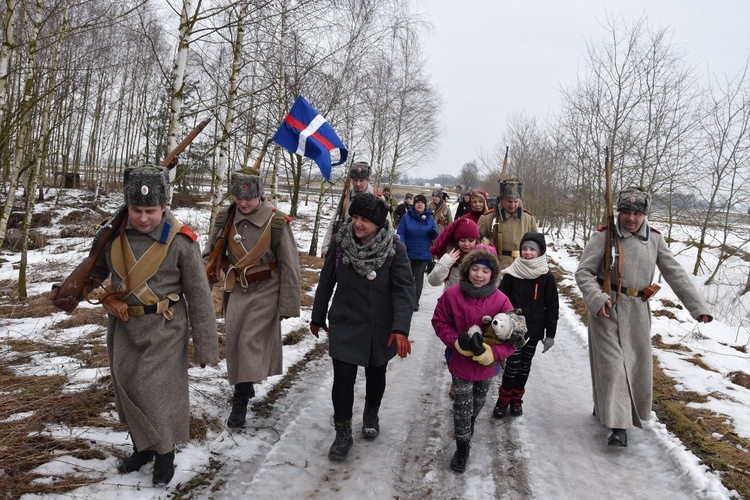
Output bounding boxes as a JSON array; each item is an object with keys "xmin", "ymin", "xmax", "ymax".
[
  {"xmin": 649, "ymin": 226, "xmax": 661, "ymax": 234},
  {"xmin": 523, "ymin": 208, "xmax": 534, "ymax": 216},
  {"xmin": 596, "ymin": 225, "xmax": 607, "ymax": 231},
  {"xmin": 178, "ymin": 225, "xmax": 198, "ymax": 241}
]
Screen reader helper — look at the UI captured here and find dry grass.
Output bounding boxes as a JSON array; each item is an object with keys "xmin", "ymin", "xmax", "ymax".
[
  {"xmin": 652, "ymin": 333, "xmax": 691, "ymax": 352},
  {"xmin": 685, "ymin": 354, "xmax": 718, "ymax": 372},
  {"xmin": 653, "ymin": 360, "xmax": 750, "ymax": 498},
  {"xmin": 728, "ymin": 371, "xmax": 750, "ymax": 390},
  {"xmin": 652, "ymin": 309, "xmax": 678, "ymax": 320},
  {"xmin": 0, "ymin": 369, "xmax": 121, "ymax": 498},
  {"xmin": 0, "ymin": 289, "xmax": 58, "ymax": 319},
  {"xmin": 282, "ymin": 325, "xmax": 309, "ymax": 346}
]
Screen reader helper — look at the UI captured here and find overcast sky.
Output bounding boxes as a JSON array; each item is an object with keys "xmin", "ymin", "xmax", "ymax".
[{"xmin": 416, "ymin": 0, "xmax": 750, "ymax": 178}]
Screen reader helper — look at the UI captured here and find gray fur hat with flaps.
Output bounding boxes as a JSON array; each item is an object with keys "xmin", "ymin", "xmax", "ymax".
[
  {"xmin": 124, "ymin": 165, "xmax": 170, "ymax": 206},
  {"xmin": 459, "ymin": 247, "xmax": 501, "ymax": 284},
  {"xmin": 498, "ymin": 178, "xmax": 523, "ymax": 199},
  {"xmin": 349, "ymin": 161, "xmax": 370, "ymax": 179},
  {"xmin": 617, "ymin": 186, "xmax": 651, "ymax": 215},
  {"xmin": 230, "ymin": 167, "xmax": 263, "ymax": 199},
  {"xmin": 349, "ymin": 192, "xmax": 388, "ymax": 229}
]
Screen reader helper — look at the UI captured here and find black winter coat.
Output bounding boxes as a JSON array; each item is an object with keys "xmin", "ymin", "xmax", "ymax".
[
  {"xmin": 311, "ymin": 237, "xmax": 415, "ymax": 367},
  {"xmin": 498, "ymin": 271, "xmax": 559, "ymax": 340}
]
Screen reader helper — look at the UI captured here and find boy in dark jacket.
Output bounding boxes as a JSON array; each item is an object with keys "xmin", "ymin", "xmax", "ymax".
[{"xmin": 493, "ymin": 232, "xmax": 559, "ymax": 418}]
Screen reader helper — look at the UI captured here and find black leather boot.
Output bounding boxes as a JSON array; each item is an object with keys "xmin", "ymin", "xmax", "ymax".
[
  {"xmin": 450, "ymin": 440, "xmax": 471, "ymax": 473},
  {"xmin": 328, "ymin": 420, "xmax": 353, "ymax": 461},
  {"xmin": 117, "ymin": 446, "xmax": 155, "ymax": 473},
  {"xmin": 152, "ymin": 450, "xmax": 175, "ymax": 486},
  {"xmin": 227, "ymin": 382, "xmax": 254, "ymax": 428},
  {"xmin": 362, "ymin": 402, "xmax": 380, "ymax": 439},
  {"xmin": 608, "ymin": 428, "xmax": 628, "ymax": 447}
]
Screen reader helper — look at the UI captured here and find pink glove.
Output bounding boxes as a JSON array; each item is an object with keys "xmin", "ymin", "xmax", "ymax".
[
  {"xmin": 387, "ymin": 333, "xmax": 411, "ymax": 358},
  {"xmin": 310, "ymin": 323, "xmax": 329, "ymax": 338}
]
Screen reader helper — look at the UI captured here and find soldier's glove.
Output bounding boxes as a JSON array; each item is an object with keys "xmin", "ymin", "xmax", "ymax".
[
  {"xmin": 472, "ymin": 343, "xmax": 495, "ymax": 366},
  {"xmin": 542, "ymin": 337, "xmax": 555, "ymax": 353},
  {"xmin": 387, "ymin": 333, "xmax": 411, "ymax": 358},
  {"xmin": 309, "ymin": 322, "xmax": 328, "ymax": 338},
  {"xmin": 49, "ymin": 284, "xmax": 79, "ymax": 313}
]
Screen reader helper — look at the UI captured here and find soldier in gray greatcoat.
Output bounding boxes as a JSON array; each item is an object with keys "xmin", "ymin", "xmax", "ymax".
[
  {"xmin": 575, "ymin": 186, "xmax": 712, "ymax": 447},
  {"xmin": 51, "ymin": 165, "xmax": 219, "ymax": 486},
  {"xmin": 203, "ymin": 167, "xmax": 300, "ymax": 429}
]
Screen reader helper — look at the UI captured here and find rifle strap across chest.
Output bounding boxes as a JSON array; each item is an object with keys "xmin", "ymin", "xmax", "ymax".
[
  {"xmin": 224, "ymin": 211, "xmax": 274, "ymax": 291},
  {"xmin": 110, "ymin": 219, "xmax": 184, "ymax": 319}
]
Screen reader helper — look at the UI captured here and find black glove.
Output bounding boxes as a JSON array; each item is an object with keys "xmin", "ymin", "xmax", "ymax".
[
  {"xmin": 457, "ymin": 332, "xmax": 473, "ymax": 351},
  {"xmin": 468, "ymin": 331, "xmax": 485, "ymax": 356},
  {"xmin": 508, "ymin": 332, "xmax": 527, "ymax": 349}
]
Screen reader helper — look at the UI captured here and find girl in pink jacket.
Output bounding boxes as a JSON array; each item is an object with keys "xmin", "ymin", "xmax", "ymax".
[{"xmin": 432, "ymin": 247, "xmax": 516, "ymax": 473}]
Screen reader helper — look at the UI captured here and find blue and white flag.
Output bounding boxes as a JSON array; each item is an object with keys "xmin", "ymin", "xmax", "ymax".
[{"xmin": 272, "ymin": 96, "xmax": 347, "ymax": 182}]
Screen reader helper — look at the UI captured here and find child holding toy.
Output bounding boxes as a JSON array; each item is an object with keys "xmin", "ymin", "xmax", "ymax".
[
  {"xmin": 493, "ymin": 232, "xmax": 559, "ymax": 418},
  {"xmin": 431, "ymin": 247, "xmax": 517, "ymax": 473}
]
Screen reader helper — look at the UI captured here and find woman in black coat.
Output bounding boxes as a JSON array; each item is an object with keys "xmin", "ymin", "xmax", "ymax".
[
  {"xmin": 311, "ymin": 193, "xmax": 415, "ymax": 461},
  {"xmin": 493, "ymin": 232, "xmax": 559, "ymax": 418}
]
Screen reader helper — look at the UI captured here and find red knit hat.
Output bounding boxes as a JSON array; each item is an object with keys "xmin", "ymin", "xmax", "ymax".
[{"xmin": 429, "ymin": 218, "xmax": 480, "ymax": 258}]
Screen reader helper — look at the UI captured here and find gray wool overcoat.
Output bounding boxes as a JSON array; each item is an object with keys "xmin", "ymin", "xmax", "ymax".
[
  {"xmin": 575, "ymin": 219, "xmax": 711, "ymax": 430},
  {"xmin": 204, "ymin": 199, "xmax": 300, "ymax": 385},
  {"xmin": 311, "ymin": 235, "xmax": 415, "ymax": 367},
  {"xmin": 93, "ymin": 209, "xmax": 219, "ymax": 455}
]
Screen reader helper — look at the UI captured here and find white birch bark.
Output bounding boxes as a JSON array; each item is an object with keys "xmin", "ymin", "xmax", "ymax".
[
  {"xmin": 0, "ymin": 0, "xmax": 18, "ymax": 126},
  {"xmin": 0, "ymin": 0, "xmax": 42, "ymax": 249},
  {"xmin": 211, "ymin": 2, "xmax": 248, "ymax": 221},
  {"xmin": 166, "ymin": 0, "xmax": 194, "ymax": 201}
]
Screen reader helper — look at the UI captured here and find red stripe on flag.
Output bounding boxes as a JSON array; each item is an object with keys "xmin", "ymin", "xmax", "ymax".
[
  {"xmin": 311, "ymin": 131, "xmax": 334, "ymax": 151},
  {"xmin": 284, "ymin": 115, "xmax": 336, "ymax": 151}
]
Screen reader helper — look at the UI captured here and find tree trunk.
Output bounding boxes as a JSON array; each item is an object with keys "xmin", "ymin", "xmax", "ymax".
[{"xmin": 0, "ymin": 0, "xmax": 42, "ymax": 250}]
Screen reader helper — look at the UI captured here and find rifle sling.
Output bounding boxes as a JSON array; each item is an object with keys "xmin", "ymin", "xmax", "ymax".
[{"xmin": 224, "ymin": 211, "xmax": 275, "ymax": 292}]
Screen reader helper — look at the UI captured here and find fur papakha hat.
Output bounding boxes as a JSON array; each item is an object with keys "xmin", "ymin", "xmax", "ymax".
[
  {"xmin": 459, "ymin": 247, "xmax": 501, "ymax": 284},
  {"xmin": 124, "ymin": 165, "xmax": 170, "ymax": 206},
  {"xmin": 230, "ymin": 167, "xmax": 263, "ymax": 200},
  {"xmin": 349, "ymin": 192, "xmax": 389, "ymax": 229},
  {"xmin": 498, "ymin": 178, "xmax": 523, "ymax": 199},
  {"xmin": 349, "ymin": 161, "xmax": 370, "ymax": 179},
  {"xmin": 617, "ymin": 186, "xmax": 651, "ymax": 215}
]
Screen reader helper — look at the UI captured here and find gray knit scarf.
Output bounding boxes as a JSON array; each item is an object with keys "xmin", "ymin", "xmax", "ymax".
[
  {"xmin": 459, "ymin": 280, "xmax": 497, "ymax": 298},
  {"xmin": 336, "ymin": 221, "xmax": 395, "ymax": 277}
]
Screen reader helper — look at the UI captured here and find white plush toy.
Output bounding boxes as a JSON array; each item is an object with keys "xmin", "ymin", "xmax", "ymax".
[{"xmin": 467, "ymin": 309, "xmax": 528, "ymax": 348}]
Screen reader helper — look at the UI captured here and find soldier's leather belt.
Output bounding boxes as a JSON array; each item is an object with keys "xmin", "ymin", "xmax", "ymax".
[
  {"xmin": 128, "ymin": 293, "xmax": 184, "ymax": 316},
  {"xmin": 596, "ymin": 278, "xmax": 643, "ymax": 297},
  {"xmin": 501, "ymin": 250, "xmax": 520, "ymax": 257}
]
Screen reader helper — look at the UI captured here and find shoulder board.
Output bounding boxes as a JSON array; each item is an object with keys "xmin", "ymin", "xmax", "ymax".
[
  {"xmin": 649, "ymin": 226, "xmax": 661, "ymax": 234},
  {"xmin": 374, "ymin": 190, "xmax": 383, "ymax": 196},
  {"xmin": 178, "ymin": 225, "xmax": 198, "ymax": 241},
  {"xmin": 596, "ymin": 225, "xmax": 607, "ymax": 231},
  {"xmin": 523, "ymin": 208, "xmax": 533, "ymax": 215}
]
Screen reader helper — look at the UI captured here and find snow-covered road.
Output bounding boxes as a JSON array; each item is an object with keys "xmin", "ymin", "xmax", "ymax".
[{"xmin": 206, "ymin": 283, "xmax": 731, "ymax": 499}]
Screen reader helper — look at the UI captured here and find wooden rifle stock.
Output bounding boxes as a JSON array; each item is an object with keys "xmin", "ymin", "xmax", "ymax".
[
  {"xmin": 490, "ymin": 147, "xmax": 509, "ymax": 245},
  {"xmin": 204, "ymin": 139, "xmax": 273, "ymax": 286},
  {"xmin": 603, "ymin": 146, "xmax": 614, "ymax": 296},
  {"xmin": 499, "ymin": 146, "xmax": 509, "ymax": 182},
  {"xmin": 331, "ymin": 153, "xmax": 355, "ymax": 236},
  {"xmin": 52, "ymin": 115, "xmax": 213, "ymax": 304}
]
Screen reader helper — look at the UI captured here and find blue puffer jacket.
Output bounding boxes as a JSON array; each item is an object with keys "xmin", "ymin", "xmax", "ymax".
[{"xmin": 397, "ymin": 208, "xmax": 438, "ymax": 261}]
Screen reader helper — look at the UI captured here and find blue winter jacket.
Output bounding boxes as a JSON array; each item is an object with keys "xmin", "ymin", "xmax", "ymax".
[{"xmin": 397, "ymin": 208, "xmax": 438, "ymax": 261}]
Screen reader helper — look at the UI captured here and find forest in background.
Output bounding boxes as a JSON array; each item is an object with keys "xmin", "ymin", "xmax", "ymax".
[{"xmin": 1, "ymin": 1, "xmax": 748, "ymax": 303}]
